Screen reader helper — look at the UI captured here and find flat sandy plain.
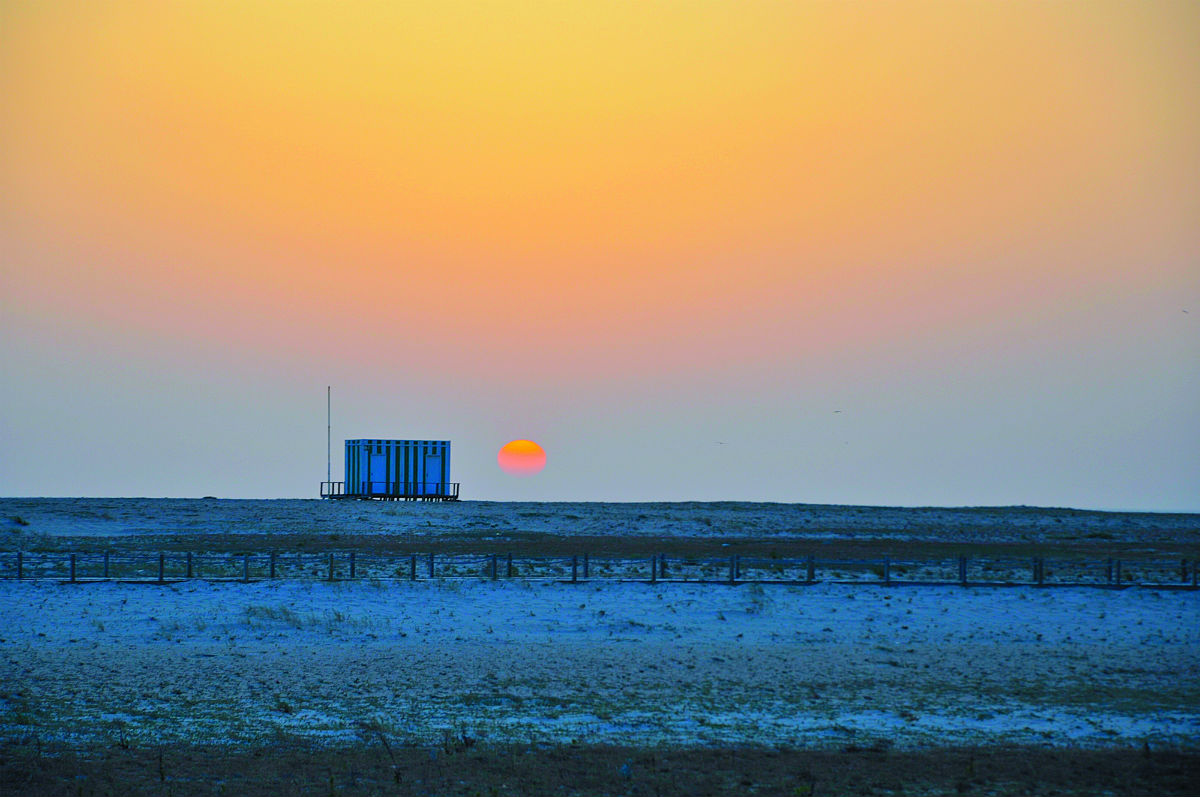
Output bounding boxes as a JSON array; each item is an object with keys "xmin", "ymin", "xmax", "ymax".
[
  {"xmin": 2, "ymin": 499, "xmax": 1199, "ymax": 795},
  {"xmin": 5, "ymin": 497, "xmax": 1199, "ymax": 546}
]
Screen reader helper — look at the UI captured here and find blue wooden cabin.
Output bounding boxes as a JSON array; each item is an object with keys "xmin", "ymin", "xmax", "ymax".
[{"xmin": 321, "ymin": 439, "xmax": 459, "ymax": 501}]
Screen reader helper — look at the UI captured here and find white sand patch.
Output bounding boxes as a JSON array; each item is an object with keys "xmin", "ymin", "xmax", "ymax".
[{"xmin": 2, "ymin": 579, "xmax": 1196, "ymax": 748}]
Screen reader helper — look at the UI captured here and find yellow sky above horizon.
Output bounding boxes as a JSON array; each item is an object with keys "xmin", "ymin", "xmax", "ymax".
[{"xmin": 3, "ymin": 1, "xmax": 1198, "ymax": 383}]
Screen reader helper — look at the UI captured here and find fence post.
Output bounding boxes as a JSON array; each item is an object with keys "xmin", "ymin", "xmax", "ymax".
[
  {"xmin": 158, "ymin": 552, "xmax": 165, "ymax": 583},
  {"xmin": 16, "ymin": 551, "xmax": 22, "ymax": 580},
  {"xmin": 735, "ymin": 555, "xmax": 741, "ymax": 581},
  {"xmin": 807, "ymin": 555, "xmax": 815, "ymax": 583},
  {"xmin": 186, "ymin": 552, "xmax": 194, "ymax": 579},
  {"xmin": 1182, "ymin": 558, "xmax": 1189, "ymax": 584},
  {"xmin": 103, "ymin": 550, "xmax": 110, "ymax": 580},
  {"xmin": 69, "ymin": 553, "xmax": 76, "ymax": 583},
  {"xmin": 650, "ymin": 555, "xmax": 657, "ymax": 583},
  {"xmin": 1037, "ymin": 557, "xmax": 1045, "ymax": 586},
  {"xmin": 490, "ymin": 554, "xmax": 498, "ymax": 581},
  {"xmin": 883, "ymin": 556, "xmax": 891, "ymax": 585},
  {"xmin": 1106, "ymin": 558, "xmax": 1113, "ymax": 584},
  {"xmin": 729, "ymin": 556, "xmax": 736, "ymax": 585},
  {"xmin": 243, "ymin": 553, "xmax": 250, "ymax": 582},
  {"xmin": 1114, "ymin": 559, "xmax": 1122, "ymax": 585},
  {"xmin": 571, "ymin": 555, "xmax": 578, "ymax": 583},
  {"xmin": 349, "ymin": 551, "xmax": 356, "ymax": 579},
  {"xmin": 583, "ymin": 553, "xmax": 589, "ymax": 579},
  {"xmin": 506, "ymin": 553, "xmax": 513, "ymax": 578},
  {"xmin": 270, "ymin": 551, "xmax": 277, "ymax": 579},
  {"xmin": 410, "ymin": 554, "xmax": 417, "ymax": 581},
  {"xmin": 660, "ymin": 554, "xmax": 668, "ymax": 579},
  {"xmin": 328, "ymin": 553, "xmax": 335, "ymax": 581},
  {"xmin": 428, "ymin": 552, "xmax": 434, "ymax": 579},
  {"xmin": 958, "ymin": 556, "xmax": 967, "ymax": 586}
]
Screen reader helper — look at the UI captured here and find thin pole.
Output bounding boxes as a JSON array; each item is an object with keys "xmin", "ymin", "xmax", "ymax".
[{"xmin": 326, "ymin": 386, "xmax": 331, "ymax": 484}]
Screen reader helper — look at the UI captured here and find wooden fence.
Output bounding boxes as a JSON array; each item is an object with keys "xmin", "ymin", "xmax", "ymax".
[{"xmin": 1, "ymin": 550, "xmax": 1197, "ymax": 588}]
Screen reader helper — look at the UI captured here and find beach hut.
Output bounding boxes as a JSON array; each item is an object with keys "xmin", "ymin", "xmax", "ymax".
[{"xmin": 321, "ymin": 439, "xmax": 458, "ymax": 501}]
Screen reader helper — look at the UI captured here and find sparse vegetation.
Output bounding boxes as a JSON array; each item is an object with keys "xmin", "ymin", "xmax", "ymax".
[
  {"xmin": 245, "ymin": 604, "xmax": 304, "ymax": 627},
  {"xmin": 744, "ymin": 582, "xmax": 769, "ymax": 614}
]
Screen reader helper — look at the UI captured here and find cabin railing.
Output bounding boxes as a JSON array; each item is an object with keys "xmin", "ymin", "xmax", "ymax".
[{"xmin": 320, "ymin": 481, "xmax": 460, "ymax": 500}]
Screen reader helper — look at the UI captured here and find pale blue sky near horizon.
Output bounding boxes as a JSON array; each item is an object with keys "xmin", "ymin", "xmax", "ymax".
[{"xmin": 2, "ymin": 304, "xmax": 1197, "ymax": 511}]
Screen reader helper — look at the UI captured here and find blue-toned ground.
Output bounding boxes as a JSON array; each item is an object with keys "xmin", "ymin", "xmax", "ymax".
[
  {"xmin": 3, "ymin": 497, "xmax": 1198, "ymax": 545},
  {"xmin": 2, "ymin": 499, "xmax": 1198, "ymax": 794},
  {"xmin": 2, "ymin": 577, "xmax": 1197, "ymax": 751}
]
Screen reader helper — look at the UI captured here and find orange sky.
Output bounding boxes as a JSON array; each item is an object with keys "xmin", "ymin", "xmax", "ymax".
[{"xmin": 1, "ymin": 2, "xmax": 1197, "ymax": 504}]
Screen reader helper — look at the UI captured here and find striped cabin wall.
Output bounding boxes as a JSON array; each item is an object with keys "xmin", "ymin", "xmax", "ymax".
[{"xmin": 344, "ymin": 439, "xmax": 450, "ymax": 497}]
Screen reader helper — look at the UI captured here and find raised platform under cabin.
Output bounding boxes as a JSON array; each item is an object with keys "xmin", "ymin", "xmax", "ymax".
[
  {"xmin": 319, "ymin": 481, "xmax": 460, "ymax": 501},
  {"xmin": 321, "ymin": 439, "xmax": 460, "ymax": 501}
]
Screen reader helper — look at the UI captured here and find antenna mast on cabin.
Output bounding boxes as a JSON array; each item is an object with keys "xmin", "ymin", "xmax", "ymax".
[{"xmin": 326, "ymin": 386, "xmax": 331, "ymax": 484}]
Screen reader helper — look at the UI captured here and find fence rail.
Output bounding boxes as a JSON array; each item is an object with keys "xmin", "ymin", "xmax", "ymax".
[{"xmin": 2, "ymin": 550, "xmax": 1197, "ymax": 589}]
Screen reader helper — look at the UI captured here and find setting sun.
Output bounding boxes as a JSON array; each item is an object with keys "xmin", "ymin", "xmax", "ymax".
[{"xmin": 497, "ymin": 440, "xmax": 547, "ymax": 476}]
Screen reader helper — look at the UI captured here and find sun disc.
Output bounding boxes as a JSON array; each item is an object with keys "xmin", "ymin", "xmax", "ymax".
[{"xmin": 498, "ymin": 439, "xmax": 547, "ymax": 476}]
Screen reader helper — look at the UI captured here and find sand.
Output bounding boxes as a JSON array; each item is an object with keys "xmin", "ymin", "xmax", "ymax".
[{"xmin": 3, "ymin": 577, "xmax": 1196, "ymax": 750}]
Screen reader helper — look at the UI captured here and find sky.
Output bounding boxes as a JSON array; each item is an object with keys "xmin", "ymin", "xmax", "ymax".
[{"xmin": 1, "ymin": 1, "xmax": 1198, "ymax": 508}]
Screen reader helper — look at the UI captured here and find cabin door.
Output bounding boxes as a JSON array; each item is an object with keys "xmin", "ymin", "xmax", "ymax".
[
  {"xmin": 423, "ymin": 456, "xmax": 442, "ymax": 496},
  {"xmin": 370, "ymin": 453, "xmax": 387, "ymax": 495}
]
